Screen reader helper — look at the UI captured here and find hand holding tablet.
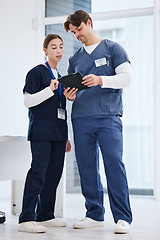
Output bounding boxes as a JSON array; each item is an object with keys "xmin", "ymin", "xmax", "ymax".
[{"xmin": 58, "ymin": 72, "xmax": 90, "ymax": 91}]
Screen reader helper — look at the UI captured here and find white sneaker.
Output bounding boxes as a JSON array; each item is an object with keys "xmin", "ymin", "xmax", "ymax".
[
  {"xmin": 37, "ymin": 218, "xmax": 66, "ymax": 227},
  {"xmin": 18, "ymin": 221, "xmax": 46, "ymax": 233},
  {"xmin": 73, "ymin": 217, "xmax": 105, "ymax": 229},
  {"xmin": 114, "ymin": 220, "xmax": 130, "ymax": 234}
]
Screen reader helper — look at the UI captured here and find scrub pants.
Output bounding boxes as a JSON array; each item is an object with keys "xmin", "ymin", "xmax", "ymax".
[
  {"xmin": 19, "ymin": 140, "xmax": 66, "ymax": 223},
  {"xmin": 72, "ymin": 115, "xmax": 132, "ymax": 224}
]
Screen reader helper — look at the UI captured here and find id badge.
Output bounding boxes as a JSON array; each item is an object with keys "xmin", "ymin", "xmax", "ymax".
[
  {"xmin": 57, "ymin": 108, "xmax": 65, "ymax": 120},
  {"xmin": 95, "ymin": 57, "xmax": 108, "ymax": 67}
]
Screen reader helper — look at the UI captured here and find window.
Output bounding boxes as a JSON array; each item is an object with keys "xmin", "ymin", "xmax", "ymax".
[
  {"xmin": 95, "ymin": 15, "xmax": 154, "ymax": 195},
  {"xmin": 45, "ymin": 0, "xmax": 91, "ymax": 193},
  {"xmin": 45, "ymin": 0, "xmax": 155, "ymax": 195}
]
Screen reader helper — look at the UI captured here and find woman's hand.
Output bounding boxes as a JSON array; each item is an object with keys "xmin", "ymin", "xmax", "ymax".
[
  {"xmin": 65, "ymin": 140, "xmax": 71, "ymax": 152},
  {"xmin": 50, "ymin": 79, "xmax": 59, "ymax": 91},
  {"xmin": 63, "ymin": 87, "xmax": 78, "ymax": 101},
  {"xmin": 82, "ymin": 74, "xmax": 102, "ymax": 87}
]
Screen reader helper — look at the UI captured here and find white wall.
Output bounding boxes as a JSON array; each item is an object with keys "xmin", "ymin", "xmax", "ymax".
[
  {"xmin": 0, "ymin": 0, "xmax": 45, "ymax": 136},
  {"xmin": 91, "ymin": 0, "xmax": 153, "ymax": 12}
]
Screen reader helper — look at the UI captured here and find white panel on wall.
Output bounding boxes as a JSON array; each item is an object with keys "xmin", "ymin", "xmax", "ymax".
[{"xmin": 0, "ymin": 0, "xmax": 44, "ymax": 136}]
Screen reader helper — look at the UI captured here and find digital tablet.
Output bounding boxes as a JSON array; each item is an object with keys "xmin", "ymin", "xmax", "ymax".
[{"xmin": 58, "ymin": 72, "xmax": 90, "ymax": 91}]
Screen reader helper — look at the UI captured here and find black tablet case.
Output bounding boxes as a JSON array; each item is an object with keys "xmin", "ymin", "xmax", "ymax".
[{"xmin": 58, "ymin": 72, "xmax": 90, "ymax": 91}]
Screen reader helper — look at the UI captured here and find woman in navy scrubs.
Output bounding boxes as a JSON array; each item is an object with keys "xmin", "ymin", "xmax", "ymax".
[{"xmin": 18, "ymin": 34, "xmax": 71, "ymax": 233}]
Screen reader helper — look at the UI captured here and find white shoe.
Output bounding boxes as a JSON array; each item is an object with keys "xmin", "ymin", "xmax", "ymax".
[
  {"xmin": 73, "ymin": 217, "xmax": 105, "ymax": 229},
  {"xmin": 114, "ymin": 220, "xmax": 130, "ymax": 234},
  {"xmin": 18, "ymin": 221, "xmax": 46, "ymax": 233},
  {"xmin": 37, "ymin": 218, "xmax": 66, "ymax": 227}
]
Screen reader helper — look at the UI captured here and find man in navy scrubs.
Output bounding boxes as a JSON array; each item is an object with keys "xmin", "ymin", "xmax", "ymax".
[{"xmin": 63, "ymin": 10, "xmax": 132, "ymax": 234}]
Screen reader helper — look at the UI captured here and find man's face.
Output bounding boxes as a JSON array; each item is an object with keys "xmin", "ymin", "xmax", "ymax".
[{"xmin": 69, "ymin": 20, "xmax": 92, "ymax": 44}]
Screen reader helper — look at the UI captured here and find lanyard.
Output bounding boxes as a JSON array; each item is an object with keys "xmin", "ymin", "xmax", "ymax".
[{"xmin": 45, "ymin": 61, "xmax": 62, "ymax": 108}]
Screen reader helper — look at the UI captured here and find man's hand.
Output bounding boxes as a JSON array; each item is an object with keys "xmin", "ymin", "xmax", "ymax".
[
  {"xmin": 65, "ymin": 140, "xmax": 71, "ymax": 152},
  {"xmin": 63, "ymin": 87, "xmax": 78, "ymax": 101},
  {"xmin": 82, "ymin": 74, "xmax": 102, "ymax": 87}
]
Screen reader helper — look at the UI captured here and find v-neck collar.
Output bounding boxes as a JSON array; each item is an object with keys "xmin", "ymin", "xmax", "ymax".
[
  {"xmin": 40, "ymin": 64, "xmax": 60, "ymax": 78},
  {"xmin": 83, "ymin": 40, "xmax": 104, "ymax": 55}
]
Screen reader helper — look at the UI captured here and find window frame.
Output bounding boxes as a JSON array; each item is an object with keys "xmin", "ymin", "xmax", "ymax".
[{"xmin": 39, "ymin": 0, "xmax": 160, "ymax": 200}]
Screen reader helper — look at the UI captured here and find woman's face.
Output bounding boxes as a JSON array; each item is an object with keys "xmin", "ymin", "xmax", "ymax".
[{"xmin": 44, "ymin": 38, "xmax": 63, "ymax": 63}]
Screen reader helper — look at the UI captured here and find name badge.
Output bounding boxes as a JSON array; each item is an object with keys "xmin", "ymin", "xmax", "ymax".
[
  {"xmin": 57, "ymin": 108, "xmax": 65, "ymax": 120},
  {"xmin": 95, "ymin": 57, "xmax": 108, "ymax": 67}
]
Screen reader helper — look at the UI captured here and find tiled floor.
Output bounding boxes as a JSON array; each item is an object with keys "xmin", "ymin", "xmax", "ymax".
[{"xmin": 0, "ymin": 194, "xmax": 160, "ymax": 240}]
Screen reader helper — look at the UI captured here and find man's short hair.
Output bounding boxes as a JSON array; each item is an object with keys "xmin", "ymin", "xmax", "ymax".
[{"xmin": 64, "ymin": 10, "xmax": 93, "ymax": 32}]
